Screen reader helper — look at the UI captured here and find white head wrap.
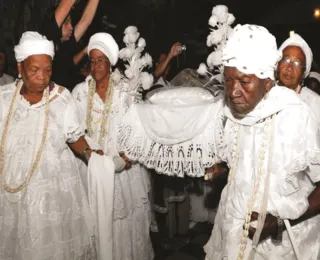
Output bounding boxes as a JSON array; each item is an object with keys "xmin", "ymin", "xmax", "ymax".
[
  {"xmin": 14, "ymin": 31, "xmax": 54, "ymax": 62},
  {"xmin": 279, "ymin": 34, "xmax": 313, "ymax": 76},
  {"xmin": 222, "ymin": 24, "xmax": 282, "ymax": 80},
  {"xmin": 88, "ymin": 33, "xmax": 119, "ymax": 66},
  {"xmin": 309, "ymin": 72, "xmax": 320, "ymax": 83}
]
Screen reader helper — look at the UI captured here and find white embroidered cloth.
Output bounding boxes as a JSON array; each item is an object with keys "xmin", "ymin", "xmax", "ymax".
[{"xmin": 118, "ymin": 86, "xmax": 225, "ymax": 177}]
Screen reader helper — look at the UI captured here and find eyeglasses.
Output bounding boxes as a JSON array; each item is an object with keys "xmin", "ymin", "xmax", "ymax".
[
  {"xmin": 279, "ymin": 57, "xmax": 305, "ymax": 69},
  {"xmin": 89, "ymin": 58, "xmax": 108, "ymax": 67}
]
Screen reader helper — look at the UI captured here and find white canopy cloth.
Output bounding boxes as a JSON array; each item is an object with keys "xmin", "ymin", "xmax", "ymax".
[{"xmin": 118, "ymin": 86, "xmax": 225, "ymax": 177}]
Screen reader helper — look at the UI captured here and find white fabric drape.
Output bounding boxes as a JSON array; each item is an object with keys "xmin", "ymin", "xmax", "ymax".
[{"xmin": 88, "ymin": 153, "xmax": 115, "ymax": 260}]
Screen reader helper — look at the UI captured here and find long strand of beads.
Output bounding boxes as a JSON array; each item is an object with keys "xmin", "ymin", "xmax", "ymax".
[
  {"xmin": 227, "ymin": 124, "xmax": 241, "ymax": 186},
  {"xmin": 237, "ymin": 116, "xmax": 272, "ymax": 260},
  {"xmin": 0, "ymin": 80, "xmax": 50, "ymax": 193},
  {"xmin": 86, "ymin": 78, "xmax": 114, "ymax": 147},
  {"xmin": 223, "ymin": 123, "xmax": 241, "ymax": 217},
  {"xmin": 86, "ymin": 78, "xmax": 96, "ymax": 137},
  {"xmin": 98, "ymin": 82, "xmax": 113, "ymax": 147}
]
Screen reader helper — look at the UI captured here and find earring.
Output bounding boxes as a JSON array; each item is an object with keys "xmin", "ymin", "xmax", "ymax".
[{"xmin": 18, "ymin": 73, "xmax": 21, "ymax": 79}]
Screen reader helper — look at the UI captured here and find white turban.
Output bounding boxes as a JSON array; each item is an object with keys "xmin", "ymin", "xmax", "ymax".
[
  {"xmin": 309, "ymin": 72, "xmax": 320, "ymax": 83},
  {"xmin": 14, "ymin": 31, "xmax": 54, "ymax": 62},
  {"xmin": 88, "ymin": 33, "xmax": 119, "ymax": 66},
  {"xmin": 222, "ymin": 24, "xmax": 282, "ymax": 80},
  {"xmin": 279, "ymin": 34, "xmax": 313, "ymax": 76}
]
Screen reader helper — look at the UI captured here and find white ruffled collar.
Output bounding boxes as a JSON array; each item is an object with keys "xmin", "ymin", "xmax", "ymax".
[{"xmin": 224, "ymin": 85, "xmax": 302, "ymax": 126}]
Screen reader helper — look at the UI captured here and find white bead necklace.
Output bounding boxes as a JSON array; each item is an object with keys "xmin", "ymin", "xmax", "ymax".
[
  {"xmin": 86, "ymin": 78, "xmax": 114, "ymax": 147},
  {"xmin": 0, "ymin": 80, "xmax": 50, "ymax": 194}
]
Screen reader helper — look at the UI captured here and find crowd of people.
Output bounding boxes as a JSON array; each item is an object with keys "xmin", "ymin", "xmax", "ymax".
[{"xmin": 0, "ymin": 1, "xmax": 319, "ymax": 260}]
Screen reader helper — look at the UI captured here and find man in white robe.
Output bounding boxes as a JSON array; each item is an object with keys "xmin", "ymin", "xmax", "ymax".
[{"xmin": 204, "ymin": 24, "xmax": 320, "ymax": 260}]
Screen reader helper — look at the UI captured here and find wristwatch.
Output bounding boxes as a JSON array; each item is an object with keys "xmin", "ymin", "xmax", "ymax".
[{"xmin": 272, "ymin": 216, "xmax": 284, "ymax": 244}]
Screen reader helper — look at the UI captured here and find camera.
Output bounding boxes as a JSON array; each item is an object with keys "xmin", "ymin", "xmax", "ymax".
[{"xmin": 178, "ymin": 45, "xmax": 187, "ymax": 52}]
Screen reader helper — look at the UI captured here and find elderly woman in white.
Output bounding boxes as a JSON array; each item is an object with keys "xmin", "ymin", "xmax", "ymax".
[
  {"xmin": 277, "ymin": 34, "xmax": 320, "ymax": 122},
  {"xmin": 72, "ymin": 33, "xmax": 153, "ymax": 260},
  {"xmin": 0, "ymin": 32, "xmax": 96, "ymax": 259},
  {"xmin": 204, "ymin": 25, "xmax": 320, "ymax": 260}
]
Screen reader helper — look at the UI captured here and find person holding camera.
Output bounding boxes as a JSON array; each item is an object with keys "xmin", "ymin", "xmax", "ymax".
[{"xmin": 154, "ymin": 42, "xmax": 185, "ymax": 82}]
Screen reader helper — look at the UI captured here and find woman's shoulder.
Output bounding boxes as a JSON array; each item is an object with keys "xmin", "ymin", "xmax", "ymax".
[
  {"xmin": 0, "ymin": 82, "xmax": 17, "ymax": 101},
  {"xmin": 71, "ymin": 78, "xmax": 90, "ymax": 100}
]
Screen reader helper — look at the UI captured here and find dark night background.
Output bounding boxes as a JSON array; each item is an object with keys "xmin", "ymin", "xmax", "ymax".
[{"xmin": 1, "ymin": 0, "xmax": 319, "ymax": 76}]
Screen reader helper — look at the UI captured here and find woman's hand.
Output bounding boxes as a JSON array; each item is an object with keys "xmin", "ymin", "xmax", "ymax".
[
  {"xmin": 168, "ymin": 42, "xmax": 182, "ymax": 59},
  {"xmin": 119, "ymin": 152, "xmax": 132, "ymax": 169},
  {"xmin": 93, "ymin": 149, "xmax": 104, "ymax": 156},
  {"xmin": 204, "ymin": 162, "xmax": 229, "ymax": 181}
]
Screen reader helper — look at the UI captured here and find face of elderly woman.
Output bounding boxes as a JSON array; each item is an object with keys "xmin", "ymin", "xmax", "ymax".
[
  {"xmin": 17, "ymin": 54, "xmax": 52, "ymax": 92},
  {"xmin": 224, "ymin": 66, "xmax": 272, "ymax": 117},
  {"xmin": 277, "ymin": 46, "xmax": 306, "ymax": 90},
  {"xmin": 89, "ymin": 49, "xmax": 111, "ymax": 83}
]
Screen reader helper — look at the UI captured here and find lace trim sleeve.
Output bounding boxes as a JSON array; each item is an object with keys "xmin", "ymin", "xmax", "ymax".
[{"xmin": 288, "ymin": 149, "xmax": 320, "ymax": 183}]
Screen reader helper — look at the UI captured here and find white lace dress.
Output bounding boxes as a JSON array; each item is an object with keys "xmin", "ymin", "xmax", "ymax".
[
  {"xmin": 204, "ymin": 86, "xmax": 320, "ymax": 260},
  {"xmin": 72, "ymin": 79, "xmax": 154, "ymax": 260},
  {"xmin": 0, "ymin": 83, "xmax": 95, "ymax": 260}
]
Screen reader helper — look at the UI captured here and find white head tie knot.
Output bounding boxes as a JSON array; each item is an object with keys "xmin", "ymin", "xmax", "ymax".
[
  {"xmin": 222, "ymin": 24, "xmax": 282, "ymax": 80},
  {"xmin": 88, "ymin": 33, "xmax": 119, "ymax": 66},
  {"xmin": 14, "ymin": 31, "xmax": 55, "ymax": 62},
  {"xmin": 279, "ymin": 34, "xmax": 313, "ymax": 77},
  {"xmin": 309, "ymin": 72, "xmax": 320, "ymax": 83}
]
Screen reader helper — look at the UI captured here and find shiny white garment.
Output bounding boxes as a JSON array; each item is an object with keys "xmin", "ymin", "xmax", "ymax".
[
  {"xmin": 299, "ymin": 87, "xmax": 320, "ymax": 126},
  {"xmin": 88, "ymin": 153, "xmax": 115, "ymax": 260},
  {"xmin": 205, "ymin": 86, "xmax": 320, "ymax": 260},
  {"xmin": 118, "ymin": 86, "xmax": 225, "ymax": 177},
  {"xmin": 0, "ymin": 83, "xmax": 95, "ymax": 259},
  {"xmin": 140, "ymin": 86, "xmax": 222, "ymax": 145},
  {"xmin": 72, "ymin": 80, "xmax": 154, "ymax": 260}
]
